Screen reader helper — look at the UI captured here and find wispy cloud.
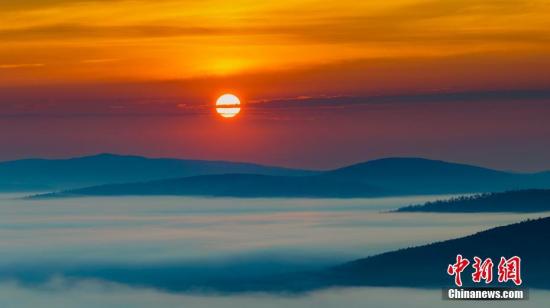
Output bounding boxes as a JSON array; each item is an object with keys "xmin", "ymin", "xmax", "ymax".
[
  {"xmin": 1, "ymin": 0, "xmax": 549, "ymax": 84},
  {"xmin": 1, "ymin": 0, "xmax": 548, "ymax": 45},
  {"xmin": 0, "ymin": 63, "xmax": 44, "ymax": 69},
  {"xmin": 0, "ymin": 0, "xmax": 127, "ymax": 11},
  {"xmin": 81, "ymin": 58, "xmax": 119, "ymax": 64},
  {"xmin": 248, "ymin": 89, "xmax": 550, "ymax": 110},
  {"xmin": 1, "ymin": 19, "xmax": 549, "ymax": 46}
]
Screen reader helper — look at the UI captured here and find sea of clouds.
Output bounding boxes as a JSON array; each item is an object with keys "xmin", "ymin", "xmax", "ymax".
[{"xmin": 1, "ymin": 193, "xmax": 548, "ymax": 306}]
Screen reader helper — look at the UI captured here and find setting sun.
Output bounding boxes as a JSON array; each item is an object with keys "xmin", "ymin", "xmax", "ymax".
[{"xmin": 216, "ymin": 94, "xmax": 241, "ymax": 118}]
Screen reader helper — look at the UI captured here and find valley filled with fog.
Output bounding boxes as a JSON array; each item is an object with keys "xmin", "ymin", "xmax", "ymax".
[{"xmin": 1, "ymin": 194, "xmax": 548, "ymax": 307}]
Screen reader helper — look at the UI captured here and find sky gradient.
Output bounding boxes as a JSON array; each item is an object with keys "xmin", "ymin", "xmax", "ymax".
[{"xmin": 1, "ymin": 0, "xmax": 550, "ymax": 171}]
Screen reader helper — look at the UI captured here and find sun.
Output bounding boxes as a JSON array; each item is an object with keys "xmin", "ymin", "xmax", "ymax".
[{"xmin": 216, "ymin": 94, "xmax": 241, "ymax": 118}]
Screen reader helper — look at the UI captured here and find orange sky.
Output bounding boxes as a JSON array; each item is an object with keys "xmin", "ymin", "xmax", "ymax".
[
  {"xmin": 1, "ymin": 0, "xmax": 550, "ymax": 171},
  {"xmin": 1, "ymin": 0, "xmax": 550, "ymax": 86}
]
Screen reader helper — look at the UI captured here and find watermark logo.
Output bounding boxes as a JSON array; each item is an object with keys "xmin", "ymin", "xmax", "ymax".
[{"xmin": 444, "ymin": 255, "xmax": 527, "ymax": 300}]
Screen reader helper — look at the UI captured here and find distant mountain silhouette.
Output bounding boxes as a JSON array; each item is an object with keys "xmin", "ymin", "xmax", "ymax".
[
  {"xmin": 0, "ymin": 153, "xmax": 316, "ymax": 191},
  {"xmin": 35, "ymin": 173, "xmax": 385, "ymax": 198},
  {"xmin": 396, "ymin": 189, "xmax": 550, "ymax": 213},
  {"xmin": 322, "ymin": 157, "xmax": 550, "ymax": 194},
  {"xmin": 320, "ymin": 216, "xmax": 550, "ymax": 290},
  {"xmin": 32, "ymin": 157, "xmax": 550, "ymax": 198}
]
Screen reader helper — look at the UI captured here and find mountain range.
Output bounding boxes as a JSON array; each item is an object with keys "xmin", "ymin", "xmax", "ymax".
[
  {"xmin": 0, "ymin": 153, "xmax": 315, "ymax": 192},
  {"xmin": 22, "ymin": 155, "xmax": 550, "ymax": 198},
  {"xmin": 226, "ymin": 216, "xmax": 550, "ymax": 291},
  {"xmin": 321, "ymin": 216, "xmax": 550, "ymax": 290},
  {"xmin": 396, "ymin": 189, "xmax": 550, "ymax": 213}
]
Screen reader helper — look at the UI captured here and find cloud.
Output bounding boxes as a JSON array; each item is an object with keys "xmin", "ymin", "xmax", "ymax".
[
  {"xmin": 0, "ymin": 89, "xmax": 547, "ymax": 118},
  {"xmin": 81, "ymin": 58, "xmax": 119, "ymax": 64},
  {"xmin": 1, "ymin": 0, "xmax": 548, "ymax": 46},
  {"xmin": 0, "ymin": 195, "xmax": 544, "ymax": 294},
  {"xmin": 0, "ymin": 63, "xmax": 45, "ymax": 69},
  {"xmin": 0, "ymin": 24, "xmax": 232, "ymax": 41},
  {"xmin": 249, "ymin": 89, "xmax": 550, "ymax": 111},
  {"xmin": 0, "ymin": 0, "xmax": 127, "ymax": 11},
  {"xmin": 1, "ymin": 0, "xmax": 548, "ymax": 86},
  {"xmin": 1, "ymin": 19, "xmax": 548, "ymax": 46}
]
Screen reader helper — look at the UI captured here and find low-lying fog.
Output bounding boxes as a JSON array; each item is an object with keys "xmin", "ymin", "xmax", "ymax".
[
  {"xmin": 1, "ymin": 193, "xmax": 548, "ymax": 307},
  {"xmin": 2, "ymin": 281, "xmax": 549, "ymax": 308}
]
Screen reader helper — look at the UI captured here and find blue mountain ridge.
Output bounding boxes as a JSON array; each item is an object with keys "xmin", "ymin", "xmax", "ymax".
[
  {"xmin": 29, "ymin": 156, "xmax": 550, "ymax": 198},
  {"xmin": 0, "ymin": 153, "xmax": 316, "ymax": 191}
]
